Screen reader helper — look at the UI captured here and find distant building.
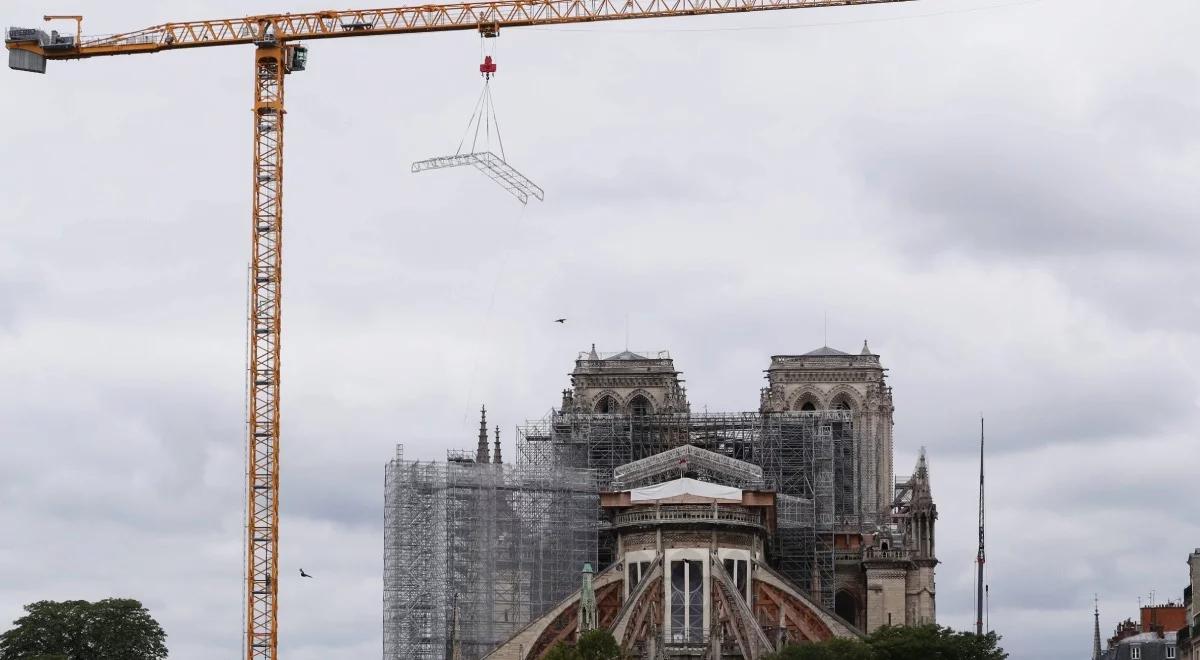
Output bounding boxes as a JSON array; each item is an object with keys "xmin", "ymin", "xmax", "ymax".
[
  {"xmin": 1178, "ymin": 550, "xmax": 1200, "ymax": 660},
  {"xmin": 1096, "ymin": 605, "xmax": 1185, "ymax": 660},
  {"xmin": 1103, "ymin": 631, "xmax": 1179, "ymax": 660}
]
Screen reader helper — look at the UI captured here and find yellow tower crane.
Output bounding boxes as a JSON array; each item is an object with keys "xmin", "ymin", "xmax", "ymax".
[{"xmin": 6, "ymin": 0, "xmax": 912, "ymax": 657}]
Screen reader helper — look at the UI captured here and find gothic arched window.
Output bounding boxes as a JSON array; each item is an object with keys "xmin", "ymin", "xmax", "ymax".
[
  {"xmin": 595, "ymin": 395, "xmax": 618, "ymax": 414},
  {"xmin": 629, "ymin": 395, "xmax": 653, "ymax": 417},
  {"xmin": 800, "ymin": 401, "xmax": 817, "ymax": 411}
]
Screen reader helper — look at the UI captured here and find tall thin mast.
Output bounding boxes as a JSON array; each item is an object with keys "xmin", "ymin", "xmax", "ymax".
[{"xmin": 976, "ymin": 416, "xmax": 986, "ymax": 636}]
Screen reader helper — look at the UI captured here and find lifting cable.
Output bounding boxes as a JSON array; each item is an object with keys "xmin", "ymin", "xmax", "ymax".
[
  {"xmin": 455, "ymin": 77, "xmax": 507, "ymax": 161},
  {"xmin": 410, "ymin": 32, "xmax": 543, "ymax": 205}
]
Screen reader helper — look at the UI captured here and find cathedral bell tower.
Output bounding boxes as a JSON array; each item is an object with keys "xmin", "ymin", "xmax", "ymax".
[
  {"xmin": 562, "ymin": 345, "xmax": 688, "ymax": 415},
  {"xmin": 760, "ymin": 341, "xmax": 894, "ymax": 519}
]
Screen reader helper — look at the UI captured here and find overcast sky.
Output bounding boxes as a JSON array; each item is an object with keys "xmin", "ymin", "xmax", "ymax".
[{"xmin": 2, "ymin": 0, "xmax": 1198, "ymax": 658}]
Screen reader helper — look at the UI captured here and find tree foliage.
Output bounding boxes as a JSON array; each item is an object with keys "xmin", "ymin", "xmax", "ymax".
[
  {"xmin": 867, "ymin": 624, "xmax": 1007, "ymax": 660},
  {"xmin": 0, "ymin": 599, "xmax": 167, "ymax": 660},
  {"xmin": 763, "ymin": 637, "xmax": 878, "ymax": 660},
  {"xmin": 543, "ymin": 629, "xmax": 623, "ymax": 660},
  {"xmin": 764, "ymin": 625, "xmax": 1007, "ymax": 660}
]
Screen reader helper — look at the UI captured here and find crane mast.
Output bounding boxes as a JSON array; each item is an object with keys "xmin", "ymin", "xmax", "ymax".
[
  {"xmin": 5, "ymin": 1, "xmax": 916, "ymax": 657},
  {"xmin": 976, "ymin": 415, "xmax": 986, "ymax": 636},
  {"xmin": 246, "ymin": 42, "xmax": 290, "ymax": 657}
]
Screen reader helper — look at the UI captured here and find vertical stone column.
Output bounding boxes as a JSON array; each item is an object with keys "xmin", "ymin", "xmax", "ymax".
[{"xmin": 905, "ymin": 561, "xmax": 936, "ymax": 625}]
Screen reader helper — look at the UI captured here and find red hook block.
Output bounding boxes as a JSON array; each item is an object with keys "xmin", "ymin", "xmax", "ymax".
[{"xmin": 479, "ymin": 55, "xmax": 497, "ymax": 76}]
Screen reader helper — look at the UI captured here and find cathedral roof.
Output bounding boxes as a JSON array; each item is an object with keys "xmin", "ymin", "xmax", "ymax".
[
  {"xmin": 628, "ymin": 477, "xmax": 743, "ymax": 503},
  {"xmin": 802, "ymin": 346, "xmax": 850, "ymax": 357},
  {"xmin": 608, "ymin": 350, "xmax": 647, "ymax": 360}
]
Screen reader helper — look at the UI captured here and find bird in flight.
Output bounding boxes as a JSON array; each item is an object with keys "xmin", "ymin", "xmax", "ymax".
[
  {"xmin": 555, "ymin": 318, "xmax": 567, "ymax": 324},
  {"xmin": 299, "ymin": 569, "xmax": 313, "ymax": 578}
]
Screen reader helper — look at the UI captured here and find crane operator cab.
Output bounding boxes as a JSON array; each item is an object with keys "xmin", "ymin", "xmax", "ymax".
[{"xmin": 286, "ymin": 45, "xmax": 308, "ymax": 73}]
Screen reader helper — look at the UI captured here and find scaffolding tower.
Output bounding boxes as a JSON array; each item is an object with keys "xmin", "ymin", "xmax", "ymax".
[{"xmin": 384, "ymin": 445, "xmax": 597, "ymax": 660}]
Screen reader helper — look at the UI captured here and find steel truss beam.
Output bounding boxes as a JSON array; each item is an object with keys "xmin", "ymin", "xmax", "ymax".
[{"xmin": 411, "ymin": 152, "xmax": 544, "ymax": 205}]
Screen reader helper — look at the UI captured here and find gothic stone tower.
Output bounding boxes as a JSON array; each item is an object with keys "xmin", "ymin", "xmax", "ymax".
[
  {"xmin": 562, "ymin": 345, "xmax": 688, "ymax": 415},
  {"xmin": 760, "ymin": 341, "xmax": 895, "ymax": 518},
  {"xmin": 860, "ymin": 451, "xmax": 938, "ymax": 631},
  {"xmin": 903, "ymin": 451, "xmax": 937, "ymax": 625}
]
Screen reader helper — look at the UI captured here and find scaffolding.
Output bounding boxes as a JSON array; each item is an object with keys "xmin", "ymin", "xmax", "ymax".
[
  {"xmin": 384, "ymin": 445, "xmax": 597, "ymax": 660},
  {"xmin": 514, "ymin": 410, "xmax": 862, "ymax": 610}
]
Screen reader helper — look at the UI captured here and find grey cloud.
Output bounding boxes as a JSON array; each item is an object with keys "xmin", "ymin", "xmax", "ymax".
[{"xmin": 846, "ymin": 111, "xmax": 1199, "ymax": 258}]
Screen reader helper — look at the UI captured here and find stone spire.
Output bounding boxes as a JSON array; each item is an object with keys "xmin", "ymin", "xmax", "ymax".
[
  {"xmin": 1093, "ymin": 596, "xmax": 1102, "ymax": 660},
  {"xmin": 861, "ymin": 339, "xmax": 872, "ymax": 355},
  {"xmin": 476, "ymin": 405, "xmax": 489, "ymax": 464},
  {"xmin": 492, "ymin": 425, "xmax": 502, "ymax": 464},
  {"xmin": 909, "ymin": 448, "xmax": 937, "ymax": 561},
  {"xmin": 588, "ymin": 343, "xmax": 599, "ymax": 360},
  {"xmin": 578, "ymin": 563, "xmax": 597, "ymax": 634}
]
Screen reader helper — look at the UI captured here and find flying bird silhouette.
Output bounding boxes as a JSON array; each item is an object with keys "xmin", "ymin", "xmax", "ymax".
[
  {"xmin": 555, "ymin": 318, "xmax": 567, "ymax": 324},
  {"xmin": 299, "ymin": 569, "xmax": 313, "ymax": 578}
]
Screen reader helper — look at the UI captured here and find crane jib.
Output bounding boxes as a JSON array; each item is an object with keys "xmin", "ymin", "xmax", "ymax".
[{"xmin": 7, "ymin": 0, "xmax": 915, "ymax": 71}]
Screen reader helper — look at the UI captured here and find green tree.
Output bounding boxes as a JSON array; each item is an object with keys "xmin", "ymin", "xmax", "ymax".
[
  {"xmin": 543, "ymin": 642, "xmax": 582, "ymax": 660},
  {"xmin": 0, "ymin": 599, "xmax": 167, "ymax": 660},
  {"xmin": 542, "ymin": 629, "xmax": 623, "ymax": 660},
  {"xmin": 766, "ymin": 626, "xmax": 1007, "ymax": 660},
  {"xmin": 866, "ymin": 625, "xmax": 1007, "ymax": 660},
  {"xmin": 576, "ymin": 629, "xmax": 621, "ymax": 660},
  {"xmin": 764, "ymin": 637, "xmax": 877, "ymax": 660}
]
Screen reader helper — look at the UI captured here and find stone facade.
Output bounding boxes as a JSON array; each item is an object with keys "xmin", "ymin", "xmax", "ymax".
[{"xmin": 864, "ymin": 564, "xmax": 908, "ymax": 631}]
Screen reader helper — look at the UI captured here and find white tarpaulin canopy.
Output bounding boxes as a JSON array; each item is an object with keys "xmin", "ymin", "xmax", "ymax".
[{"xmin": 629, "ymin": 478, "xmax": 743, "ymax": 502}]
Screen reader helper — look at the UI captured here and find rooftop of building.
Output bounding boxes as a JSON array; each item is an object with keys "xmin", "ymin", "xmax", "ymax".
[
  {"xmin": 576, "ymin": 347, "xmax": 671, "ymax": 359},
  {"xmin": 1116, "ymin": 631, "xmax": 1178, "ymax": 644},
  {"xmin": 768, "ymin": 341, "xmax": 883, "ymax": 370},
  {"xmin": 572, "ymin": 345, "xmax": 679, "ymax": 374},
  {"xmin": 802, "ymin": 346, "xmax": 851, "ymax": 356}
]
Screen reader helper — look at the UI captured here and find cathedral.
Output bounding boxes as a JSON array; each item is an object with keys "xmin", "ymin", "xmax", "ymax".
[{"xmin": 384, "ymin": 343, "xmax": 938, "ymax": 659}]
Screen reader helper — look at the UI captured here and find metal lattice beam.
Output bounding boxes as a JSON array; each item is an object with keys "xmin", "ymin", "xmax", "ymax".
[
  {"xmin": 411, "ymin": 152, "xmax": 544, "ymax": 205},
  {"xmin": 7, "ymin": 0, "xmax": 917, "ymax": 62}
]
